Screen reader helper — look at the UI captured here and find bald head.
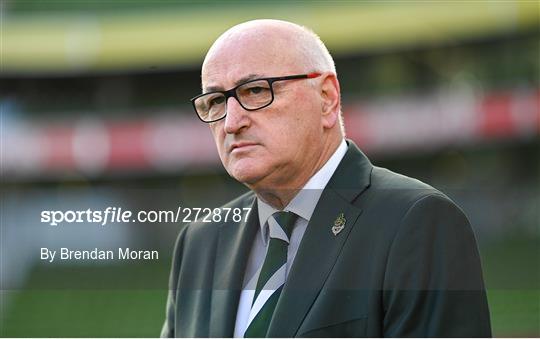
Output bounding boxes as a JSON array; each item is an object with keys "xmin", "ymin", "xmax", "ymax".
[
  {"xmin": 202, "ymin": 19, "xmax": 336, "ymax": 83},
  {"xmin": 201, "ymin": 19, "xmax": 344, "ymax": 135}
]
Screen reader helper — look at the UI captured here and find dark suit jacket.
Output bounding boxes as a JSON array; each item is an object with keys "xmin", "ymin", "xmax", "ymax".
[{"xmin": 161, "ymin": 140, "xmax": 491, "ymax": 337}]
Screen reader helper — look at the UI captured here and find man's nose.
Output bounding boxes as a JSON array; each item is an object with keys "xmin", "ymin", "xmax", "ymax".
[{"xmin": 223, "ymin": 96, "xmax": 249, "ymax": 134}]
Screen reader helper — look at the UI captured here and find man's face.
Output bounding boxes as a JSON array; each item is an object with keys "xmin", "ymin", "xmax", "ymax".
[{"xmin": 202, "ymin": 32, "xmax": 324, "ymax": 190}]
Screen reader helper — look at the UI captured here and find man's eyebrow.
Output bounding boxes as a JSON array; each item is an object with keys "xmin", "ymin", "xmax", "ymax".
[{"xmin": 203, "ymin": 73, "xmax": 263, "ymax": 93}]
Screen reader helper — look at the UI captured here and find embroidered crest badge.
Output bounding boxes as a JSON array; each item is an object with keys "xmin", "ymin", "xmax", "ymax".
[{"xmin": 331, "ymin": 213, "xmax": 346, "ymax": 236}]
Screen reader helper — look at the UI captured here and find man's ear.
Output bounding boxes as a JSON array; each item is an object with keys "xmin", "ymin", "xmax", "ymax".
[{"xmin": 320, "ymin": 73, "xmax": 341, "ymax": 129}]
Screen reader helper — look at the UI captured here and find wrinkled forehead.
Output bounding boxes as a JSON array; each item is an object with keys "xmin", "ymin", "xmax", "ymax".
[{"xmin": 201, "ymin": 29, "xmax": 302, "ymax": 91}]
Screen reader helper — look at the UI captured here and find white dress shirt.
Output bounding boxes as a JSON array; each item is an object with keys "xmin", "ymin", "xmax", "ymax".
[{"xmin": 233, "ymin": 139, "xmax": 348, "ymax": 337}]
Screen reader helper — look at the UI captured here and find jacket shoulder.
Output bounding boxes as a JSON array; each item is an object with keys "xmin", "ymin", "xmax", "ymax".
[
  {"xmin": 371, "ymin": 165, "xmax": 433, "ymax": 190},
  {"xmin": 370, "ymin": 165, "xmax": 448, "ymax": 202},
  {"xmin": 358, "ymin": 165, "xmax": 465, "ymax": 228}
]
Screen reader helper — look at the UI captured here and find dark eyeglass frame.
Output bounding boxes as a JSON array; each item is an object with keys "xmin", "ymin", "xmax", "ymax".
[{"xmin": 190, "ymin": 72, "xmax": 322, "ymax": 123}]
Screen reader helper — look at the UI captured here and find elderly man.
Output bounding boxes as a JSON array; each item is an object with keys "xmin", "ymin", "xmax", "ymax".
[{"xmin": 161, "ymin": 19, "xmax": 491, "ymax": 337}]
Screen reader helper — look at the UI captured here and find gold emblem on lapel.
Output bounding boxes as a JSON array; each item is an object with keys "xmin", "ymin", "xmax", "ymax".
[{"xmin": 332, "ymin": 213, "xmax": 346, "ymax": 236}]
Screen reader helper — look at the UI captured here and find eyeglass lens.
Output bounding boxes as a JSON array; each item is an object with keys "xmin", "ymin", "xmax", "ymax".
[{"xmin": 194, "ymin": 79, "xmax": 273, "ymax": 121}]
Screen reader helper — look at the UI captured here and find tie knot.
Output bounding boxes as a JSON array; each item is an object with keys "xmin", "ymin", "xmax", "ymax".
[{"xmin": 271, "ymin": 211, "xmax": 298, "ymax": 240}]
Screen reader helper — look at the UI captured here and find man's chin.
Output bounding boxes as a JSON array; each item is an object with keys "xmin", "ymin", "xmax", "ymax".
[
  {"xmin": 228, "ymin": 164, "xmax": 267, "ymax": 187},
  {"xmin": 231, "ymin": 171, "xmax": 263, "ymax": 186}
]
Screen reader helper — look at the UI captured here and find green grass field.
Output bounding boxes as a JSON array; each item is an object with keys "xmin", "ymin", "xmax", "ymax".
[
  {"xmin": 1, "ymin": 290, "xmax": 167, "ymax": 337},
  {"xmin": 480, "ymin": 233, "xmax": 540, "ymax": 337}
]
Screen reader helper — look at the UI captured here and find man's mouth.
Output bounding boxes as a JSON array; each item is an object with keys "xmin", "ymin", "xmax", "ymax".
[{"xmin": 229, "ymin": 142, "xmax": 258, "ymax": 153}]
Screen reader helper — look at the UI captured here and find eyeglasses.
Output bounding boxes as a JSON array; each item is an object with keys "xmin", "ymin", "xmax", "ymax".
[{"xmin": 190, "ymin": 72, "xmax": 321, "ymax": 123}]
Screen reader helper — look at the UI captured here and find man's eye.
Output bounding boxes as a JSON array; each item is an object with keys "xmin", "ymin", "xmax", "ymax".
[
  {"xmin": 209, "ymin": 96, "xmax": 225, "ymax": 106},
  {"xmin": 248, "ymin": 86, "xmax": 264, "ymax": 94}
]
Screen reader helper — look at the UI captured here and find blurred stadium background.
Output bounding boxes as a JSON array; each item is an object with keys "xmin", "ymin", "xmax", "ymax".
[{"xmin": 1, "ymin": 1, "xmax": 539, "ymax": 337}]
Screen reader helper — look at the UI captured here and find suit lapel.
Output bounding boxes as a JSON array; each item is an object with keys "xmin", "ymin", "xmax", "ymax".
[
  {"xmin": 209, "ymin": 195, "xmax": 259, "ymax": 337},
  {"xmin": 267, "ymin": 140, "xmax": 373, "ymax": 337}
]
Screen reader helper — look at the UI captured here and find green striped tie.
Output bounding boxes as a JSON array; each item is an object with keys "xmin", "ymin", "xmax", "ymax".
[{"xmin": 244, "ymin": 211, "xmax": 298, "ymax": 338}]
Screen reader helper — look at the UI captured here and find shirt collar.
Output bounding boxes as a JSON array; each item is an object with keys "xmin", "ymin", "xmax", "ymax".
[{"xmin": 257, "ymin": 139, "xmax": 348, "ymax": 245}]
